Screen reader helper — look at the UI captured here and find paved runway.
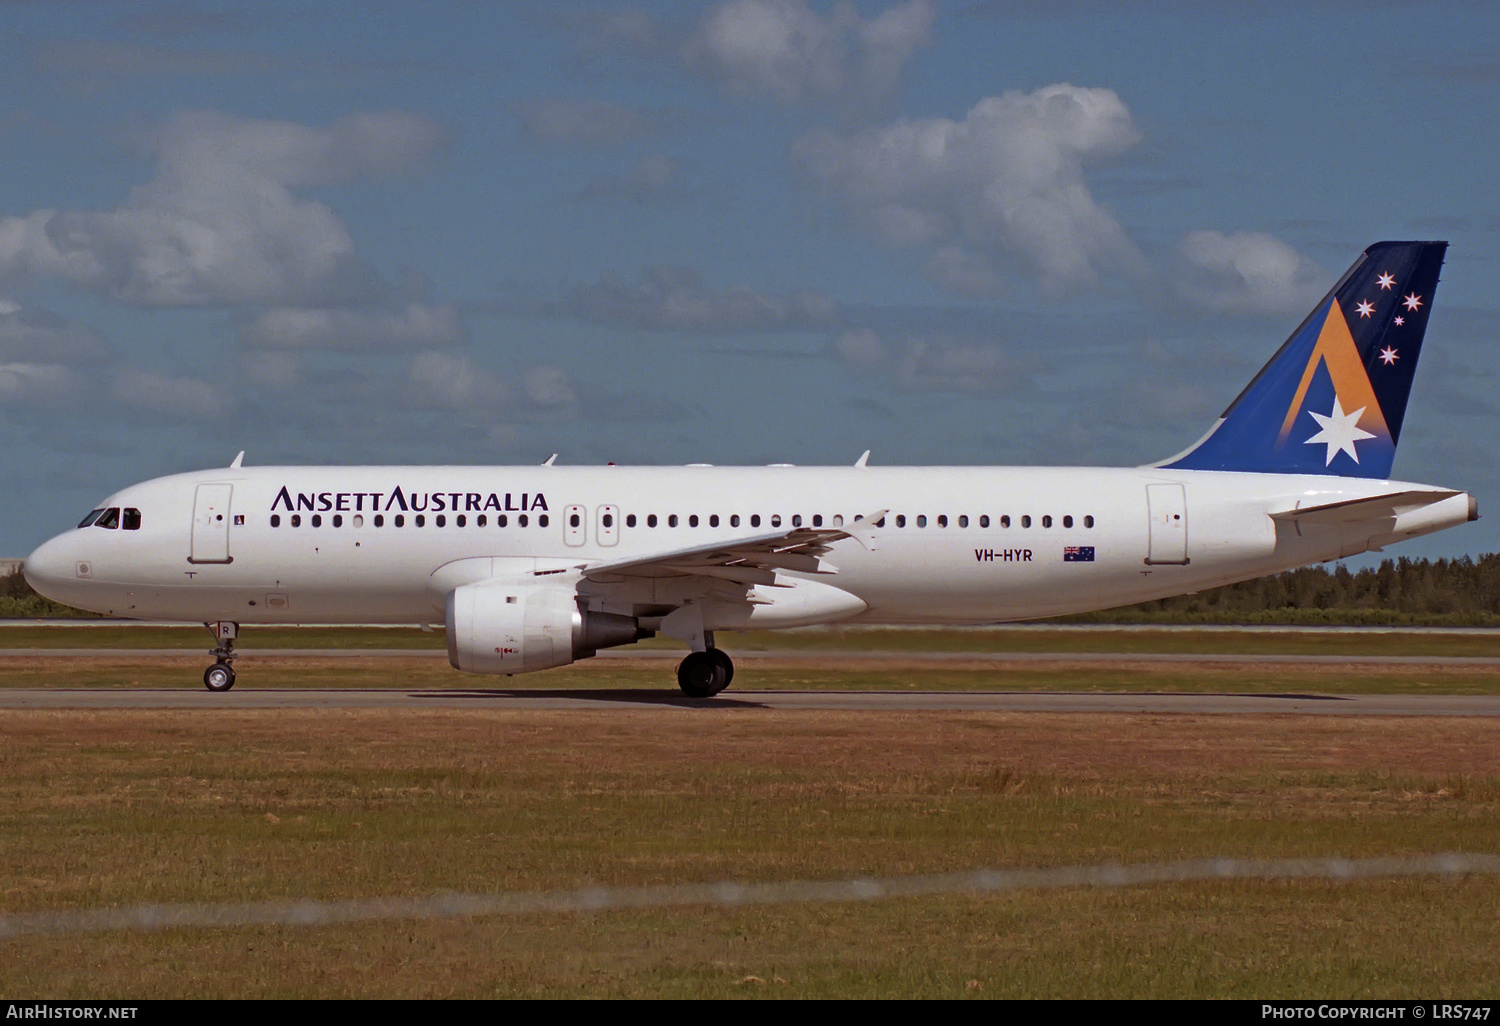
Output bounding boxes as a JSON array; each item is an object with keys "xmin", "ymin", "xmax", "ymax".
[
  {"xmin": 5, "ymin": 647, "xmax": 1500, "ymax": 666},
  {"xmin": 3, "ymin": 687, "xmax": 1498, "ymax": 715}
]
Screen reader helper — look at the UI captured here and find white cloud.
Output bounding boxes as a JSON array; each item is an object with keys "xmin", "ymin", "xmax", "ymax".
[
  {"xmin": 574, "ymin": 155, "xmax": 686, "ymax": 204},
  {"xmin": 240, "ymin": 351, "xmax": 301, "ymax": 390},
  {"xmin": 1175, "ymin": 230, "xmax": 1327, "ymax": 314},
  {"xmin": 923, "ymin": 246, "xmax": 1005, "ymax": 298},
  {"xmin": 830, "ymin": 328, "xmax": 1020, "ymax": 392},
  {"xmin": 683, "ymin": 0, "xmax": 934, "ymax": 106},
  {"xmin": 558, "ymin": 266, "xmax": 837, "ymax": 331},
  {"xmin": 514, "ymin": 98, "xmax": 657, "ymax": 145},
  {"xmin": 242, "ymin": 304, "xmax": 466, "ymax": 349},
  {"xmin": 522, "ymin": 364, "xmax": 578, "ymax": 411},
  {"xmin": 0, "ymin": 302, "xmax": 108, "ymax": 363},
  {"xmin": 0, "ymin": 110, "xmax": 452, "ymax": 307},
  {"xmin": 110, "ymin": 370, "xmax": 228, "ymax": 419},
  {"xmin": 407, "ymin": 351, "xmax": 507, "ymax": 410},
  {"xmin": 831, "ymin": 327, "xmax": 888, "ymax": 371},
  {"xmin": 405, "ymin": 353, "xmax": 579, "ymax": 419},
  {"xmin": 793, "ymin": 84, "xmax": 1144, "ymax": 292},
  {"xmin": 0, "ymin": 363, "xmax": 83, "ymax": 405}
]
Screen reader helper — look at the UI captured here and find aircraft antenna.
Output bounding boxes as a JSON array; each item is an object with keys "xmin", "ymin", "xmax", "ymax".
[{"xmin": 229, "ymin": 451, "xmax": 245, "ymax": 469}]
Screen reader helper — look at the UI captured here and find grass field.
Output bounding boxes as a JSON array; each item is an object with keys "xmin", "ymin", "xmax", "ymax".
[
  {"xmin": 1, "ymin": 708, "xmax": 1497, "ymax": 998},
  {"xmin": 2, "ymin": 628, "xmax": 1498, "ymax": 997}
]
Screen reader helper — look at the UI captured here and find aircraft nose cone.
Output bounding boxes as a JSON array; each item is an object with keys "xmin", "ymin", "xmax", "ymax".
[{"xmin": 24, "ymin": 534, "xmax": 83, "ymax": 603}]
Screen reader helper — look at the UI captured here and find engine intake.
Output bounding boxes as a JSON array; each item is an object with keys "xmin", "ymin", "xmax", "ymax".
[{"xmin": 446, "ymin": 583, "xmax": 647, "ymax": 674}]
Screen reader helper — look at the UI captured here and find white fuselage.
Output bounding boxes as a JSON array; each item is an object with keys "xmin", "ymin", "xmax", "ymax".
[{"xmin": 22, "ymin": 464, "xmax": 1475, "ymax": 628}]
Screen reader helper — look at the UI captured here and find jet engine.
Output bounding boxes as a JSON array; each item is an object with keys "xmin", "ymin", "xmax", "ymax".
[{"xmin": 446, "ymin": 583, "xmax": 647, "ymax": 674}]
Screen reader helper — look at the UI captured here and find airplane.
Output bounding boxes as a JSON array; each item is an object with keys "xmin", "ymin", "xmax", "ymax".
[{"xmin": 22, "ymin": 240, "xmax": 1477, "ymax": 696}]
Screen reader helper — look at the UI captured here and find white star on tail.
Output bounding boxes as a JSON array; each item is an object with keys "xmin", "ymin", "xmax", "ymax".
[
  {"xmin": 1304, "ymin": 397, "xmax": 1375, "ymax": 465},
  {"xmin": 1379, "ymin": 346, "xmax": 1398, "ymax": 365},
  {"xmin": 1377, "ymin": 272, "xmax": 1396, "ymax": 290},
  {"xmin": 1355, "ymin": 299, "xmax": 1375, "ymax": 318},
  {"xmin": 1403, "ymin": 292, "xmax": 1423, "ymax": 312}
]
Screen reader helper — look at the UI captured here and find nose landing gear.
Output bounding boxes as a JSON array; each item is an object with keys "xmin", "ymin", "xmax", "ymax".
[{"xmin": 204, "ymin": 621, "xmax": 238, "ymax": 692}]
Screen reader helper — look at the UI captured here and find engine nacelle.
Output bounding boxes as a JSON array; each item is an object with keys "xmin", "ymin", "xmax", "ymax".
[{"xmin": 446, "ymin": 584, "xmax": 647, "ymax": 674}]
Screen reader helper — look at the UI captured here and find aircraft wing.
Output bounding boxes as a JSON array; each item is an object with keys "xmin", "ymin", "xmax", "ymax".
[
  {"xmin": 579, "ymin": 515, "xmax": 882, "ymax": 587},
  {"xmin": 1269, "ymin": 489, "xmax": 1462, "ymax": 525}
]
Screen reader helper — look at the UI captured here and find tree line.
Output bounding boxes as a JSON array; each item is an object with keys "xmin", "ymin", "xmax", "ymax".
[{"xmin": 1063, "ymin": 553, "xmax": 1500, "ymax": 625}]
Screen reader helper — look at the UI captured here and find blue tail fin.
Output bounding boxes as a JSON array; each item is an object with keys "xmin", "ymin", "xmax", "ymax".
[{"xmin": 1160, "ymin": 240, "xmax": 1446, "ymax": 478}]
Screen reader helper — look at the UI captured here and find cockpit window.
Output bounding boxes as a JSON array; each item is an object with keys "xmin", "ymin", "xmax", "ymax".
[
  {"xmin": 77, "ymin": 509, "xmax": 105, "ymax": 529},
  {"xmin": 122, "ymin": 508, "xmax": 142, "ymax": 530},
  {"xmin": 94, "ymin": 508, "xmax": 120, "ymax": 529}
]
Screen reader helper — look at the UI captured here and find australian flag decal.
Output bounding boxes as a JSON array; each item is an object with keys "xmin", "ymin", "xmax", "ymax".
[{"xmin": 1063, "ymin": 546, "xmax": 1095, "ymax": 562}]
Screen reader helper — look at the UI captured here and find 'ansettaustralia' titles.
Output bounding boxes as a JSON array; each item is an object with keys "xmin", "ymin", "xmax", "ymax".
[{"xmin": 270, "ymin": 486, "xmax": 549, "ymax": 514}]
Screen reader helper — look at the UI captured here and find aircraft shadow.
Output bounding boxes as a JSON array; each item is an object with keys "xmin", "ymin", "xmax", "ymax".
[{"xmin": 419, "ymin": 688, "xmax": 771, "ymax": 708}]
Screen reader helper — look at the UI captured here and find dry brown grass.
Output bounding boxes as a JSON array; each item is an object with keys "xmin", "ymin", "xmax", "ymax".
[{"xmin": 2, "ymin": 708, "xmax": 1498, "ymax": 996}]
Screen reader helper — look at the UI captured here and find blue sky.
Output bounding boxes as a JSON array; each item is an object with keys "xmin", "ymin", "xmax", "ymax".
[{"xmin": 2, "ymin": 0, "xmax": 1498, "ymax": 562}]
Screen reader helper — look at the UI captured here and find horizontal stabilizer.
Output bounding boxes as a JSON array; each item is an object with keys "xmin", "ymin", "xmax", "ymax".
[{"xmin": 1269, "ymin": 489, "xmax": 1461, "ymax": 525}]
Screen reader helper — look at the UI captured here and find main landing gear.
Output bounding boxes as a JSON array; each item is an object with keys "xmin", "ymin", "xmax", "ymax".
[
  {"xmin": 677, "ymin": 636, "xmax": 734, "ymax": 698},
  {"xmin": 204, "ymin": 621, "xmax": 238, "ymax": 692}
]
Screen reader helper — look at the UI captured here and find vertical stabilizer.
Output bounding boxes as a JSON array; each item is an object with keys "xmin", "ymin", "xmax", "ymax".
[{"xmin": 1160, "ymin": 240, "xmax": 1446, "ymax": 478}]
